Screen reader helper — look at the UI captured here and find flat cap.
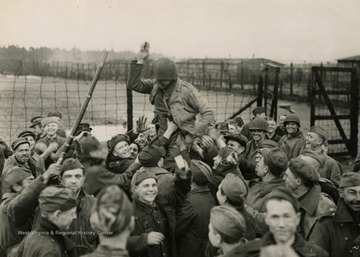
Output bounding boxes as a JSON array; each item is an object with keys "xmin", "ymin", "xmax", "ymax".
[
  {"xmin": 301, "ymin": 149, "xmax": 326, "ymax": 166},
  {"xmin": 252, "ymin": 107, "xmax": 266, "ymax": 116},
  {"xmin": 30, "ymin": 116, "xmax": 43, "ymax": 128},
  {"xmin": 39, "ymin": 186, "xmax": 77, "ymax": 212},
  {"xmin": 266, "ymin": 186, "xmax": 300, "ymax": 212},
  {"xmin": 134, "ymin": 170, "xmax": 157, "ymax": 186},
  {"xmin": 309, "ymin": 126, "xmax": 328, "ymax": 141},
  {"xmin": 4, "ymin": 166, "xmax": 32, "ymax": 186},
  {"xmin": 60, "ymin": 158, "xmax": 84, "ymax": 176},
  {"xmin": 47, "ymin": 111, "xmax": 62, "ymax": 118},
  {"xmin": 191, "ymin": 160, "xmax": 213, "ymax": 186},
  {"xmin": 138, "ymin": 145, "xmax": 166, "ymax": 167},
  {"xmin": 261, "ymin": 147, "xmax": 288, "ymax": 177},
  {"xmin": 18, "ymin": 129, "xmax": 36, "ymax": 139},
  {"xmin": 288, "ymin": 158, "xmax": 320, "ymax": 184},
  {"xmin": 224, "ymin": 134, "xmax": 248, "ymax": 148},
  {"xmin": 41, "ymin": 117, "xmax": 59, "ymax": 128},
  {"xmin": 221, "ymin": 173, "xmax": 248, "ymax": 204},
  {"xmin": 210, "ymin": 205, "xmax": 246, "ymax": 240},
  {"xmin": 11, "ymin": 137, "xmax": 30, "ymax": 150},
  {"xmin": 340, "ymin": 172, "xmax": 360, "ymax": 189}
]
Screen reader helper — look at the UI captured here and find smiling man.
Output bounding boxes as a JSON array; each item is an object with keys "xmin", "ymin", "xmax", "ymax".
[
  {"xmin": 128, "ymin": 164, "xmax": 191, "ymax": 257},
  {"xmin": 279, "ymin": 115, "xmax": 305, "ymax": 160},
  {"xmin": 309, "ymin": 172, "xmax": 360, "ymax": 257},
  {"xmin": 241, "ymin": 187, "xmax": 329, "ymax": 257}
]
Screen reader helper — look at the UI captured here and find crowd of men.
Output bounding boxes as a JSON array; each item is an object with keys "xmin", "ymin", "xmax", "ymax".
[{"xmin": 1, "ymin": 45, "xmax": 360, "ymax": 257}]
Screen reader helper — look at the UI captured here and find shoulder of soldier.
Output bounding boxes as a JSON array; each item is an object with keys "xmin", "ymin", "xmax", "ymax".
[
  {"xmin": 179, "ymin": 79, "xmax": 197, "ymax": 91},
  {"xmin": 316, "ymin": 210, "xmax": 336, "ymax": 224}
]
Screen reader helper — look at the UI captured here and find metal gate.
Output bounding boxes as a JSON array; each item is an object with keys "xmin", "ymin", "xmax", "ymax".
[{"xmin": 310, "ymin": 66, "xmax": 359, "ymax": 157}]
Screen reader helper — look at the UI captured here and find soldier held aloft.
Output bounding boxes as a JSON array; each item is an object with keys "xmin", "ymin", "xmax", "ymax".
[{"xmin": 309, "ymin": 172, "xmax": 360, "ymax": 257}]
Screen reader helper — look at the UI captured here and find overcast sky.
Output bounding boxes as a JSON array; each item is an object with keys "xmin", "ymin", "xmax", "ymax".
[{"xmin": 1, "ymin": 0, "xmax": 360, "ymax": 63}]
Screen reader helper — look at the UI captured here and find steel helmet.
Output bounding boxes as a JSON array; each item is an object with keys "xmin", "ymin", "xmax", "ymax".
[
  {"xmin": 284, "ymin": 114, "xmax": 300, "ymax": 127},
  {"xmin": 153, "ymin": 58, "xmax": 177, "ymax": 80},
  {"xmin": 249, "ymin": 118, "xmax": 269, "ymax": 132}
]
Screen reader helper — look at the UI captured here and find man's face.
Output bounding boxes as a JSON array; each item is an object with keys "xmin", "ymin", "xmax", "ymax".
[
  {"xmin": 265, "ymin": 199, "xmax": 300, "ymax": 244},
  {"xmin": 251, "ymin": 129, "xmax": 266, "ymax": 142},
  {"xmin": 129, "ymin": 143, "xmax": 139, "ymax": 159},
  {"xmin": 61, "ymin": 168, "xmax": 85, "ymax": 194},
  {"xmin": 340, "ymin": 185, "xmax": 360, "ymax": 212},
  {"xmin": 216, "ymin": 183, "xmax": 226, "ymax": 205},
  {"xmin": 267, "ymin": 120, "xmax": 277, "ymax": 134},
  {"xmin": 284, "ymin": 168, "xmax": 300, "ymax": 192},
  {"xmin": 14, "ymin": 143, "xmax": 31, "ymax": 163},
  {"xmin": 24, "ymin": 136, "xmax": 36, "ymax": 151},
  {"xmin": 226, "ymin": 140, "xmax": 244, "ymax": 155},
  {"xmin": 157, "ymin": 80, "xmax": 173, "ymax": 89},
  {"xmin": 285, "ymin": 122, "xmax": 299, "ymax": 135},
  {"xmin": 208, "ymin": 223, "xmax": 221, "ymax": 247},
  {"xmin": 256, "ymin": 112, "xmax": 267, "ymax": 119},
  {"xmin": 279, "ymin": 115, "xmax": 286, "ymax": 127},
  {"xmin": 147, "ymin": 124, "xmax": 156, "ymax": 137},
  {"xmin": 43, "ymin": 122, "xmax": 59, "ymax": 136},
  {"xmin": 255, "ymin": 154, "xmax": 268, "ymax": 178},
  {"xmin": 135, "ymin": 178, "xmax": 158, "ymax": 205},
  {"xmin": 53, "ymin": 207, "xmax": 77, "ymax": 230},
  {"xmin": 33, "ymin": 124, "xmax": 43, "ymax": 134},
  {"xmin": 228, "ymin": 125, "xmax": 237, "ymax": 135},
  {"xmin": 135, "ymin": 133, "xmax": 148, "ymax": 149},
  {"xmin": 305, "ymin": 132, "xmax": 322, "ymax": 149},
  {"xmin": 113, "ymin": 141, "xmax": 131, "ymax": 158}
]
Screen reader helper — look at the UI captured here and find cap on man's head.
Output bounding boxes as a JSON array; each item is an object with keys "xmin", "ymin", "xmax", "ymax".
[
  {"xmin": 138, "ymin": 145, "xmax": 166, "ymax": 167},
  {"xmin": 133, "ymin": 170, "xmax": 157, "ymax": 186},
  {"xmin": 90, "ymin": 185, "xmax": 133, "ymax": 236},
  {"xmin": 301, "ymin": 149, "xmax": 326, "ymax": 166},
  {"xmin": 234, "ymin": 116, "xmax": 244, "ymax": 127},
  {"xmin": 288, "ymin": 158, "xmax": 320, "ymax": 185},
  {"xmin": 41, "ymin": 117, "xmax": 59, "ymax": 128},
  {"xmin": 340, "ymin": 172, "xmax": 360, "ymax": 189},
  {"xmin": 258, "ymin": 140, "xmax": 279, "ymax": 149},
  {"xmin": 18, "ymin": 130, "xmax": 36, "ymax": 139},
  {"xmin": 30, "ymin": 116, "xmax": 43, "ymax": 128},
  {"xmin": 309, "ymin": 126, "xmax": 328, "ymax": 141},
  {"xmin": 60, "ymin": 158, "xmax": 84, "ymax": 176},
  {"xmin": 224, "ymin": 134, "xmax": 248, "ymax": 148},
  {"xmin": 266, "ymin": 186, "xmax": 300, "ymax": 212},
  {"xmin": 76, "ymin": 135, "xmax": 104, "ymax": 161},
  {"xmin": 47, "ymin": 111, "xmax": 62, "ymax": 118},
  {"xmin": 4, "ymin": 166, "xmax": 32, "ymax": 187},
  {"xmin": 252, "ymin": 107, "xmax": 266, "ymax": 116},
  {"xmin": 39, "ymin": 186, "xmax": 77, "ymax": 212},
  {"xmin": 261, "ymin": 147, "xmax": 288, "ymax": 177},
  {"xmin": 107, "ymin": 134, "xmax": 130, "ymax": 154},
  {"xmin": 12, "ymin": 137, "xmax": 30, "ymax": 150},
  {"xmin": 210, "ymin": 205, "xmax": 247, "ymax": 241},
  {"xmin": 191, "ymin": 160, "xmax": 213, "ymax": 186},
  {"xmin": 75, "ymin": 123, "xmax": 92, "ymax": 136},
  {"xmin": 221, "ymin": 173, "xmax": 248, "ymax": 204}
]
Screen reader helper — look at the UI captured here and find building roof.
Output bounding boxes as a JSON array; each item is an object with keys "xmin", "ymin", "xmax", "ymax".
[
  {"xmin": 177, "ymin": 58, "xmax": 284, "ymax": 67},
  {"xmin": 337, "ymin": 55, "xmax": 360, "ymax": 62}
]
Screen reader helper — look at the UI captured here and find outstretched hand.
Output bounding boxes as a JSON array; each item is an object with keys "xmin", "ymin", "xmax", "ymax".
[
  {"xmin": 135, "ymin": 116, "xmax": 148, "ymax": 133},
  {"xmin": 137, "ymin": 42, "xmax": 150, "ymax": 64}
]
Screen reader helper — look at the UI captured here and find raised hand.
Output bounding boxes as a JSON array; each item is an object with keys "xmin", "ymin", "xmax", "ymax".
[{"xmin": 135, "ymin": 116, "xmax": 148, "ymax": 133}]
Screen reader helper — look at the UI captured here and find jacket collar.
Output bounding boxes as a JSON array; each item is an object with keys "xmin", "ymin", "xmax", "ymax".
[
  {"xmin": 299, "ymin": 184, "xmax": 321, "ymax": 215},
  {"xmin": 334, "ymin": 199, "xmax": 357, "ymax": 223},
  {"xmin": 258, "ymin": 179, "xmax": 285, "ymax": 198}
]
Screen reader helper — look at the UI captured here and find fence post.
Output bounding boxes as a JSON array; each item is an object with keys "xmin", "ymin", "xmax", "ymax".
[
  {"xmin": 257, "ymin": 75, "xmax": 263, "ymax": 107},
  {"xmin": 290, "ymin": 62, "xmax": 293, "ymax": 96},
  {"xmin": 125, "ymin": 61, "xmax": 133, "ymax": 131},
  {"xmin": 350, "ymin": 68, "xmax": 359, "ymax": 157},
  {"xmin": 220, "ymin": 61, "xmax": 224, "ymax": 88},
  {"xmin": 202, "ymin": 60, "xmax": 206, "ymax": 89}
]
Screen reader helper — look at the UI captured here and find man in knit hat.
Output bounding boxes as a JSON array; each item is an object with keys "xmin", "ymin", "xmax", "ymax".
[
  {"xmin": 284, "ymin": 158, "xmax": 336, "ymax": 238},
  {"xmin": 303, "ymin": 126, "xmax": 342, "ymax": 187},
  {"xmin": 1, "ymin": 159, "xmax": 64, "ymax": 257},
  {"xmin": 245, "ymin": 147, "xmax": 288, "ymax": 212},
  {"xmin": 241, "ymin": 187, "xmax": 329, "ymax": 257},
  {"xmin": 240, "ymin": 106, "xmax": 266, "ymax": 141},
  {"xmin": 309, "ymin": 172, "xmax": 360, "ymax": 257},
  {"xmin": 35, "ymin": 116, "xmax": 66, "ymax": 168},
  {"xmin": 208, "ymin": 205, "xmax": 249, "ymax": 257},
  {"xmin": 128, "ymin": 43, "xmax": 214, "ymax": 172},
  {"xmin": 17, "ymin": 186, "xmax": 78, "ymax": 257},
  {"xmin": 176, "ymin": 160, "xmax": 216, "ymax": 257},
  {"xmin": 128, "ymin": 155, "xmax": 191, "ymax": 257}
]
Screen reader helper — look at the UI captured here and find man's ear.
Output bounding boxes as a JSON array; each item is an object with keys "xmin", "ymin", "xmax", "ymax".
[
  {"xmin": 295, "ymin": 178, "xmax": 302, "ymax": 186},
  {"xmin": 54, "ymin": 210, "xmax": 61, "ymax": 218}
]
